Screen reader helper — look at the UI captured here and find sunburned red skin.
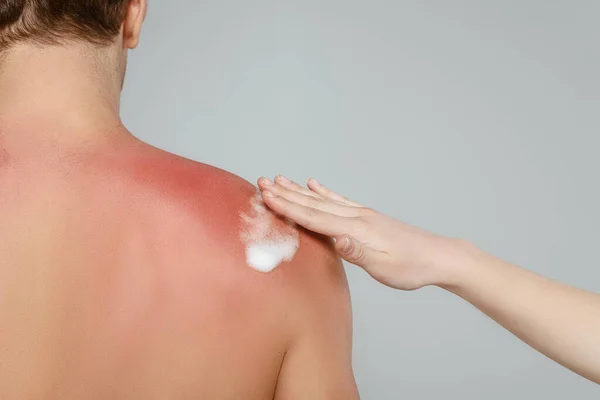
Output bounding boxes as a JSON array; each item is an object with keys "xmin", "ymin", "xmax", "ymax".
[{"xmin": 0, "ymin": 132, "xmax": 350, "ymax": 399}]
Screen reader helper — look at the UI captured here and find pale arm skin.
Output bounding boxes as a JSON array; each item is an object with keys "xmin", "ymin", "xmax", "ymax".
[{"xmin": 257, "ymin": 176, "xmax": 600, "ymax": 385}]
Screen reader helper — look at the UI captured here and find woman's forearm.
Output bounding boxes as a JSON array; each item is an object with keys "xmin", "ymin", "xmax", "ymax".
[{"xmin": 444, "ymin": 242, "xmax": 600, "ymax": 384}]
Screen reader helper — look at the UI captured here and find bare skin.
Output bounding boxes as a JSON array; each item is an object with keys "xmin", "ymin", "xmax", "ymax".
[
  {"xmin": 258, "ymin": 176, "xmax": 600, "ymax": 385},
  {"xmin": 0, "ymin": 2, "xmax": 359, "ymax": 399}
]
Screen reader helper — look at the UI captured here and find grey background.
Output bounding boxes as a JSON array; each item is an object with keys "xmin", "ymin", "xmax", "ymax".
[{"xmin": 121, "ymin": 1, "xmax": 600, "ymax": 398}]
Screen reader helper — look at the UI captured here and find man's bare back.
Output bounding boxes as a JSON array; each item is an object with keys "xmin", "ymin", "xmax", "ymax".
[
  {"xmin": 0, "ymin": 1, "xmax": 358, "ymax": 396},
  {"xmin": 0, "ymin": 132, "xmax": 357, "ymax": 399}
]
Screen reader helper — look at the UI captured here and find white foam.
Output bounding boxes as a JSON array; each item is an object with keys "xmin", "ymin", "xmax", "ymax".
[
  {"xmin": 240, "ymin": 192, "xmax": 299, "ymax": 273},
  {"xmin": 246, "ymin": 240, "xmax": 298, "ymax": 273}
]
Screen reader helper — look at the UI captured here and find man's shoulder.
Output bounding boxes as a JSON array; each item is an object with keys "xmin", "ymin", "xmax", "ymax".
[
  {"xmin": 111, "ymin": 143, "xmax": 253, "ymax": 234},
  {"xmin": 124, "ymin": 143, "xmax": 256, "ymax": 209},
  {"xmin": 115, "ymin": 142, "xmax": 351, "ymax": 351},
  {"xmin": 116, "ymin": 141, "xmax": 347, "ymax": 287}
]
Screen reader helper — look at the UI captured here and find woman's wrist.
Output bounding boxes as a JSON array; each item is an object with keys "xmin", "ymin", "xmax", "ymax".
[{"xmin": 433, "ymin": 238, "xmax": 485, "ymax": 292}]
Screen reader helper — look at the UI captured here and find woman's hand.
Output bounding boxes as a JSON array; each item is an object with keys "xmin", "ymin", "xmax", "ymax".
[
  {"xmin": 257, "ymin": 176, "xmax": 465, "ymax": 290},
  {"xmin": 259, "ymin": 176, "xmax": 600, "ymax": 385}
]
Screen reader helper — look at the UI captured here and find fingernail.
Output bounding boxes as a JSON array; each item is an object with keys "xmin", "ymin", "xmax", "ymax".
[
  {"xmin": 308, "ymin": 178, "xmax": 320, "ymax": 186},
  {"xmin": 341, "ymin": 237, "xmax": 352, "ymax": 252},
  {"xmin": 263, "ymin": 190, "xmax": 276, "ymax": 198},
  {"xmin": 276, "ymin": 175, "xmax": 290, "ymax": 183},
  {"xmin": 262, "ymin": 178, "xmax": 274, "ymax": 186}
]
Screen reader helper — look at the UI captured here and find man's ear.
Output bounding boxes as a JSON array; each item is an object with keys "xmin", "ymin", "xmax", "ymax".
[{"xmin": 123, "ymin": 0, "xmax": 148, "ymax": 49}]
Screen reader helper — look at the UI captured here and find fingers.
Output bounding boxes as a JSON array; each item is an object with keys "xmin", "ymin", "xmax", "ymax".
[
  {"xmin": 307, "ymin": 179, "xmax": 362, "ymax": 207},
  {"xmin": 263, "ymin": 182, "xmax": 361, "ymax": 218},
  {"xmin": 259, "ymin": 176, "xmax": 314, "ymax": 197},
  {"xmin": 258, "ymin": 176, "xmax": 361, "ymax": 207},
  {"xmin": 273, "ymin": 175, "xmax": 319, "ymax": 198},
  {"xmin": 261, "ymin": 191, "xmax": 353, "ymax": 237},
  {"xmin": 257, "ymin": 176, "xmax": 380, "ymax": 270}
]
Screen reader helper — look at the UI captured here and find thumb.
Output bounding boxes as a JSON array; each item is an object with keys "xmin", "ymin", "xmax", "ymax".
[{"xmin": 335, "ymin": 235, "xmax": 373, "ymax": 268}]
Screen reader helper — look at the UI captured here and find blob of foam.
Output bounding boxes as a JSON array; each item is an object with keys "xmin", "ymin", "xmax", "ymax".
[
  {"xmin": 240, "ymin": 192, "xmax": 299, "ymax": 273},
  {"xmin": 246, "ymin": 239, "xmax": 299, "ymax": 273}
]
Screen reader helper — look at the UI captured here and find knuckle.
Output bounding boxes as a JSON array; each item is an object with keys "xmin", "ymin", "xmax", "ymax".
[
  {"xmin": 304, "ymin": 207, "xmax": 319, "ymax": 220},
  {"xmin": 309, "ymin": 196, "xmax": 325, "ymax": 208},
  {"xmin": 353, "ymin": 246, "xmax": 366, "ymax": 263},
  {"xmin": 270, "ymin": 184, "xmax": 284, "ymax": 196}
]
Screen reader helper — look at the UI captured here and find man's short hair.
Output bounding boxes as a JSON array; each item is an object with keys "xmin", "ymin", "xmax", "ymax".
[{"xmin": 0, "ymin": 0, "xmax": 129, "ymax": 53}]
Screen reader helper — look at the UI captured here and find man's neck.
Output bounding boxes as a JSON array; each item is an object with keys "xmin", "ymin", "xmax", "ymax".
[{"xmin": 0, "ymin": 43, "xmax": 127, "ymax": 157}]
